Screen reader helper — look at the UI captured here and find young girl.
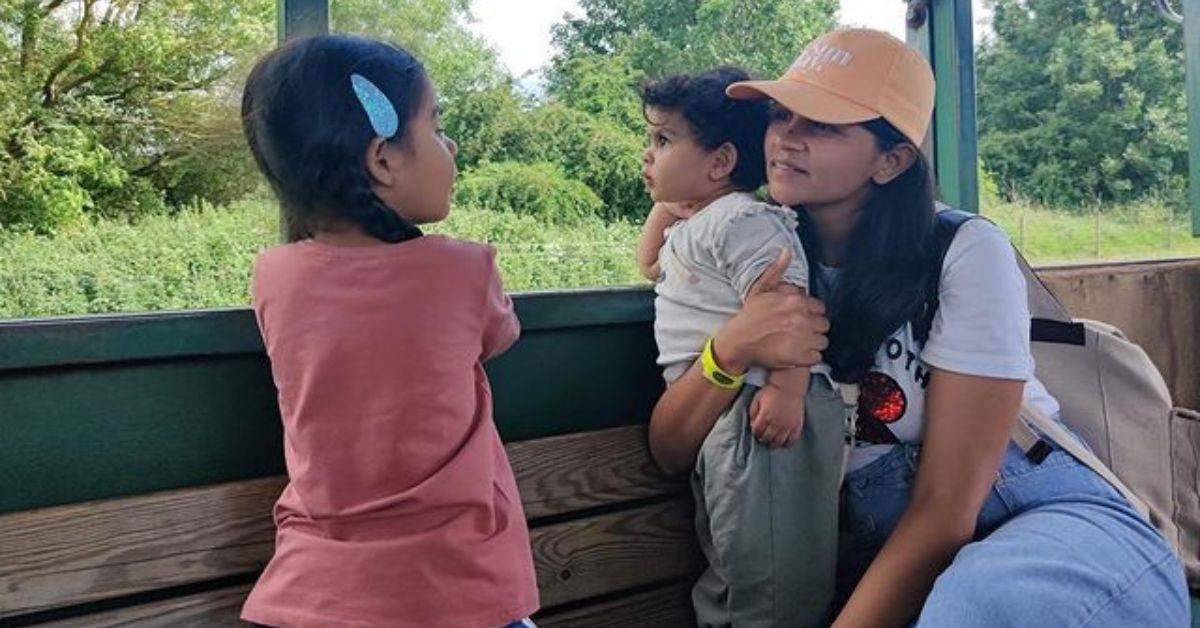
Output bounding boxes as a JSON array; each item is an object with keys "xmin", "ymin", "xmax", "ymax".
[
  {"xmin": 636, "ymin": 68, "xmax": 847, "ymax": 627},
  {"xmin": 239, "ymin": 35, "xmax": 538, "ymax": 628},
  {"xmin": 652, "ymin": 28, "xmax": 1189, "ymax": 627}
]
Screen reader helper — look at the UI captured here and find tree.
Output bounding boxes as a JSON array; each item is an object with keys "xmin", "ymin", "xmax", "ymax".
[
  {"xmin": 547, "ymin": 0, "xmax": 837, "ymax": 129},
  {"xmin": 477, "ymin": 103, "xmax": 649, "ymax": 221},
  {"xmin": 0, "ymin": 0, "xmax": 508, "ymax": 232},
  {"xmin": 0, "ymin": 0, "xmax": 273, "ymax": 231},
  {"xmin": 332, "ymin": 0, "xmax": 506, "ymax": 113},
  {"xmin": 977, "ymin": 0, "xmax": 1187, "ymax": 208}
]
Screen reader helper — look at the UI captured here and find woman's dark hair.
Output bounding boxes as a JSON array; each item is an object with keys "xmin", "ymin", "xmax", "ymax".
[
  {"xmin": 796, "ymin": 117, "xmax": 937, "ymax": 383},
  {"xmin": 640, "ymin": 67, "xmax": 769, "ymax": 191},
  {"xmin": 242, "ymin": 35, "xmax": 427, "ymax": 243}
]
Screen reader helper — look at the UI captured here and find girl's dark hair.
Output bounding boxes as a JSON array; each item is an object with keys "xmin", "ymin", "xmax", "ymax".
[
  {"xmin": 242, "ymin": 35, "xmax": 427, "ymax": 243},
  {"xmin": 640, "ymin": 67, "xmax": 769, "ymax": 191},
  {"xmin": 796, "ymin": 118, "xmax": 937, "ymax": 383}
]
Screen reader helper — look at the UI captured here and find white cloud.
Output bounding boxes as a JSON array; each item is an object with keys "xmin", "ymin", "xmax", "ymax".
[
  {"xmin": 467, "ymin": 0, "xmax": 994, "ymax": 80},
  {"xmin": 837, "ymin": 0, "xmax": 993, "ymax": 44},
  {"xmin": 837, "ymin": 0, "xmax": 907, "ymax": 38},
  {"xmin": 467, "ymin": 0, "xmax": 581, "ymax": 78}
]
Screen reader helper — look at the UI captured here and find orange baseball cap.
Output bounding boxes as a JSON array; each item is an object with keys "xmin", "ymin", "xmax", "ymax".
[{"xmin": 727, "ymin": 28, "xmax": 936, "ymax": 146}]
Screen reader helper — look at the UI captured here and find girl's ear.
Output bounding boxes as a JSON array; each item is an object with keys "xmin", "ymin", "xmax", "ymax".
[
  {"xmin": 709, "ymin": 142, "xmax": 738, "ymax": 182},
  {"xmin": 364, "ymin": 137, "xmax": 399, "ymax": 187},
  {"xmin": 871, "ymin": 143, "xmax": 919, "ymax": 185}
]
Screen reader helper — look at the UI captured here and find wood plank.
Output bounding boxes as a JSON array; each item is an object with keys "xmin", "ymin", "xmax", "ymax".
[
  {"xmin": 33, "ymin": 501, "xmax": 702, "ymax": 627},
  {"xmin": 509, "ymin": 425, "xmax": 685, "ymax": 519},
  {"xmin": 0, "ymin": 425, "xmax": 688, "ymax": 619},
  {"xmin": 38, "ymin": 584, "xmax": 252, "ymax": 628},
  {"xmin": 534, "ymin": 500, "xmax": 702, "ymax": 608},
  {"xmin": 536, "ymin": 581, "xmax": 696, "ymax": 628},
  {"xmin": 0, "ymin": 478, "xmax": 282, "ymax": 618}
]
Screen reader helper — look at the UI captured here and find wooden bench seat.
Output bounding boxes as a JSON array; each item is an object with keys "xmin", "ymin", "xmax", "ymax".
[{"xmin": 0, "ymin": 425, "xmax": 701, "ymax": 627}]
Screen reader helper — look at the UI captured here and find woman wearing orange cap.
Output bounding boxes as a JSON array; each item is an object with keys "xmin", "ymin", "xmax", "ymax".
[{"xmin": 648, "ymin": 28, "xmax": 1188, "ymax": 627}]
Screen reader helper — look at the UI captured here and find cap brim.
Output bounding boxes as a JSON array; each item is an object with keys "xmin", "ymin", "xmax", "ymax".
[{"xmin": 727, "ymin": 79, "xmax": 880, "ymax": 126}]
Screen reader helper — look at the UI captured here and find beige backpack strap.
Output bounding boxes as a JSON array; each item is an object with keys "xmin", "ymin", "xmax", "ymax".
[{"xmin": 1016, "ymin": 401, "xmax": 1151, "ymax": 521}]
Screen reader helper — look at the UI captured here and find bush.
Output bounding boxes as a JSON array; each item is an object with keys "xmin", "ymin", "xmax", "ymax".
[
  {"xmin": 454, "ymin": 161, "xmax": 603, "ymax": 224},
  {"xmin": 0, "ymin": 197, "xmax": 646, "ymax": 319},
  {"xmin": 432, "ymin": 205, "xmax": 642, "ymax": 290},
  {"xmin": 0, "ymin": 198, "xmax": 277, "ymax": 318},
  {"xmin": 477, "ymin": 103, "xmax": 650, "ymax": 222}
]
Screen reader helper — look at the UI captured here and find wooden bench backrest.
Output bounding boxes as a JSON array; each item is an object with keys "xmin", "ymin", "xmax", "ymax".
[{"xmin": 0, "ymin": 425, "xmax": 701, "ymax": 627}]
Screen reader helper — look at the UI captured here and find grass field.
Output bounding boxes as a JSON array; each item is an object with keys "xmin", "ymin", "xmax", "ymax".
[
  {"xmin": 983, "ymin": 201, "xmax": 1200, "ymax": 263},
  {"xmin": 0, "ymin": 196, "xmax": 1195, "ymax": 319}
]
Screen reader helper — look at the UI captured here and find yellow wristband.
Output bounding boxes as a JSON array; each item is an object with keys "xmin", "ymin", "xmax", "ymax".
[{"xmin": 701, "ymin": 336, "xmax": 744, "ymax": 390}]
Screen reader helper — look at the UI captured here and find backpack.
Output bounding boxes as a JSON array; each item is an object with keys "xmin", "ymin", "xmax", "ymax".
[{"xmin": 926, "ymin": 207, "xmax": 1200, "ymax": 590}]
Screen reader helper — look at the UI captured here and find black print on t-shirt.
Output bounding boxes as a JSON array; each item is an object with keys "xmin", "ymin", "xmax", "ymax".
[{"xmin": 884, "ymin": 337, "xmax": 931, "ymax": 390}]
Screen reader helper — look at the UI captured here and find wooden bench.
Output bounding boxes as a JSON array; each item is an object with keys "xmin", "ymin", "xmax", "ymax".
[
  {"xmin": 4, "ymin": 263, "xmax": 1200, "ymax": 627},
  {"xmin": 0, "ymin": 425, "xmax": 701, "ymax": 627}
]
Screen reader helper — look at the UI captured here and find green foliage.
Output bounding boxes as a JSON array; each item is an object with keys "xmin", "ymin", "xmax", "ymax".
[
  {"xmin": 977, "ymin": 0, "xmax": 1187, "ymax": 208},
  {"xmin": 545, "ymin": 50, "xmax": 645, "ymax": 134},
  {"xmin": 472, "ymin": 104, "xmax": 649, "ymax": 221},
  {"xmin": 443, "ymin": 81, "xmax": 530, "ymax": 170},
  {"xmin": 547, "ymin": 0, "xmax": 837, "ymax": 119},
  {"xmin": 0, "ymin": 0, "xmax": 512, "ymax": 232},
  {"xmin": 432, "ymin": 206, "xmax": 642, "ymax": 290},
  {"xmin": 0, "ymin": 198, "xmax": 278, "ymax": 318},
  {"xmin": 982, "ymin": 200, "xmax": 1198, "ymax": 263},
  {"xmin": 0, "ymin": 198, "xmax": 644, "ymax": 319},
  {"xmin": 332, "ymin": 0, "xmax": 508, "ymax": 127},
  {"xmin": 978, "ymin": 159, "xmax": 1002, "ymax": 207},
  {"xmin": 5, "ymin": 195, "xmax": 1197, "ymax": 320},
  {"xmin": 0, "ymin": 0, "xmax": 274, "ymax": 231},
  {"xmin": 454, "ymin": 161, "xmax": 603, "ymax": 223}
]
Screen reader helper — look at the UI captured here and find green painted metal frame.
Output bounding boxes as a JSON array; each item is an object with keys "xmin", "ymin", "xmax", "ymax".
[
  {"xmin": 0, "ymin": 289, "xmax": 654, "ymax": 371},
  {"xmin": 1187, "ymin": 0, "xmax": 1200, "ymax": 235},
  {"xmin": 278, "ymin": 0, "xmax": 329, "ymax": 42},
  {"xmin": 0, "ymin": 289, "xmax": 663, "ymax": 514},
  {"xmin": 907, "ymin": 0, "xmax": 980, "ymax": 213}
]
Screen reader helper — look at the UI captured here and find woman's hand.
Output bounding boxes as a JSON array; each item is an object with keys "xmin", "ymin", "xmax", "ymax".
[
  {"xmin": 713, "ymin": 249, "xmax": 829, "ymax": 374},
  {"xmin": 647, "ymin": 249, "xmax": 828, "ymax": 474}
]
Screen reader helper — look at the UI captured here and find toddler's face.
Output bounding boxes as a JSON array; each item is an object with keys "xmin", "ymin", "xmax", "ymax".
[{"xmin": 641, "ymin": 107, "xmax": 720, "ymax": 205}]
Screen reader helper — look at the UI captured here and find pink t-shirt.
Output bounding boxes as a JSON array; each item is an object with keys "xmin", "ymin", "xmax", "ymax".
[{"xmin": 241, "ymin": 236, "xmax": 538, "ymax": 628}]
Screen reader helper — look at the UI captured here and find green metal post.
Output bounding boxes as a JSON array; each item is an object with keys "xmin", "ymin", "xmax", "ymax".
[
  {"xmin": 278, "ymin": 0, "xmax": 329, "ymax": 43},
  {"xmin": 906, "ymin": 0, "xmax": 979, "ymax": 213},
  {"xmin": 1186, "ymin": 0, "xmax": 1200, "ymax": 235},
  {"xmin": 274, "ymin": 0, "xmax": 329, "ymax": 239}
]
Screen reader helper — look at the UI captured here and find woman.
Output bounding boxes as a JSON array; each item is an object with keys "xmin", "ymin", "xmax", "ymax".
[{"xmin": 649, "ymin": 28, "xmax": 1189, "ymax": 627}]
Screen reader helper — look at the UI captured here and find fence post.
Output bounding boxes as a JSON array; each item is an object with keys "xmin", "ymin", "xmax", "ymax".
[
  {"xmin": 1019, "ymin": 208, "xmax": 1026, "ymax": 251},
  {"xmin": 1168, "ymin": 202, "xmax": 1174, "ymax": 250}
]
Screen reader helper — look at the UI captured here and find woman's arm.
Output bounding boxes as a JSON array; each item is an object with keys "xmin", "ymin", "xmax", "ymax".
[
  {"xmin": 648, "ymin": 250, "xmax": 829, "ymax": 474},
  {"xmin": 832, "ymin": 369, "xmax": 1023, "ymax": 628}
]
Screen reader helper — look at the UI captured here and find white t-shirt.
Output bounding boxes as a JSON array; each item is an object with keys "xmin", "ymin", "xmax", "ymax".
[{"xmin": 830, "ymin": 217, "xmax": 1061, "ymax": 472}]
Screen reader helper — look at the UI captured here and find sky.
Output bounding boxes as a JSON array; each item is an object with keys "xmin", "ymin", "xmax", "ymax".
[{"xmin": 467, "ymin": 0, "xmax": 991, "ymax": 79}]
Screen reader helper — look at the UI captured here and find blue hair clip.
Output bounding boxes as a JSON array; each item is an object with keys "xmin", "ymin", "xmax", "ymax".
[{"xmin": 350, "ymin": 73, "xmax": 399, "ymax": 139}]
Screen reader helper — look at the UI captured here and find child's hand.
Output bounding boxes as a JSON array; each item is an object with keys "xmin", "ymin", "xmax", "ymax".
[
  {"xmin": 654, "ymin": 201, "xmax": 699, "ymax": 220},
  {"xmin": 749, "ymin": 384, "xmax": 805, "ymax": 448},
  {"xmin": 639, "ymin": 203, "xmax": 695, "ymax": 281}
]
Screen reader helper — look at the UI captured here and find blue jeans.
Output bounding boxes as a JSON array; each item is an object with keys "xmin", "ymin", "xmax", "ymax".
[{"xmin": 839, "ymin": 440, "xmax": 1190, "ymax": 627}]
